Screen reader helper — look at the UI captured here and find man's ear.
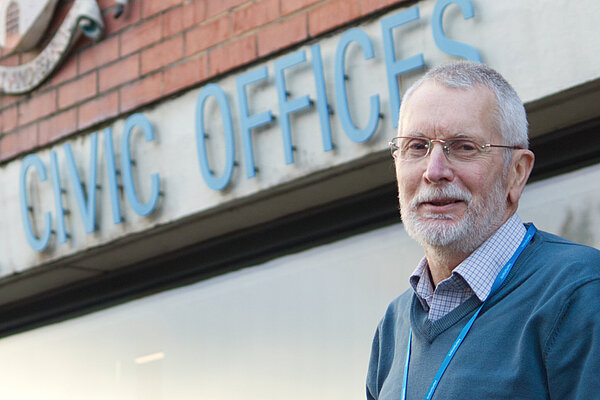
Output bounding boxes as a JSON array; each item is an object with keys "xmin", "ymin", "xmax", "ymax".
[{"xmin": 507, "ymin": 149, "xmax": 535, "ymax": 205}]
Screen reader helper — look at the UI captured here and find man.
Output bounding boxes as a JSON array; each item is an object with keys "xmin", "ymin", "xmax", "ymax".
[{"xmin": 366, "ymin": 62, "xmax": 600, "ymax": 399}]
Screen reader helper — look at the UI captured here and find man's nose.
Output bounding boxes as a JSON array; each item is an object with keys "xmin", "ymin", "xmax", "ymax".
[{"xmin": 423, "ymin": 144, "xmax": 455, "ymax": 183}]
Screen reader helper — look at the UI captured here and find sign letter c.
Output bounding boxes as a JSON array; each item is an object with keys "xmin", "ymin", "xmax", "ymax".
[{"xmin": 19, "ymin": 154, "xmax": 52, "ymax": 252}]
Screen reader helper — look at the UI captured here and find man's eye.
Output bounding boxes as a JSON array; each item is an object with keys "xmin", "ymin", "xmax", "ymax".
[
  {"xmin": 452, "ymin": 140, "xmax": 478, "ymax": 152},
  {"xmin": 406, "ymin": 139, "xmax": 428, "ymax": 151}
]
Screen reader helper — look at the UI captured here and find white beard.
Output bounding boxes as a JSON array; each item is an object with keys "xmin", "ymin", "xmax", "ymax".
[{"xmin": 399, "ymin": 178, "xmax": 507, "ymax": 255}]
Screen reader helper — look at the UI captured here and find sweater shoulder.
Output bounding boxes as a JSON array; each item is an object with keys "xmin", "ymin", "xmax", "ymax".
[
  {"xmin": 376, "ymin": 290, "xmax": 413, "ymax": 337},
  {"xmin": 528, "ymin": 229, "xmax": 600, "ymax": 274},
  {"xmin": 514, "ymin": 229, "xmax": 600, "ymax": 296},
  {"xmin": 535, "ymin": 229, "xmax": 600, "ymax": 252},
  {"xmin": 384, "ymin": 290, "xmax": 413, "ymax": 320},
  {"xmin": 387, "ymin": 289, "xmax": 413, "ymax": 312}
]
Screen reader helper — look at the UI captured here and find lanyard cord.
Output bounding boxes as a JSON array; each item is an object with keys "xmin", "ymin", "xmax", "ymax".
[{"xmin": 401, "ymin": 224, "xmax": 537, "ymax": 400}]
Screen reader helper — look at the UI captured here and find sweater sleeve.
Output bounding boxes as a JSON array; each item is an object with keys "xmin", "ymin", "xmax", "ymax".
[
  {"xmin": 366, "ymin": 327, "xmax": 381, "ymax": 400},
  {"xmin": 544, "ymin": 278, "xmax": 600, "ymax": 400}
]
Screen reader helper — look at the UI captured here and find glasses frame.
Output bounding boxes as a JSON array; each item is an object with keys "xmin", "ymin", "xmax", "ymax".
[{"xmin": 388, "ymin": 136, "xmax": 522, "ymax": 161}]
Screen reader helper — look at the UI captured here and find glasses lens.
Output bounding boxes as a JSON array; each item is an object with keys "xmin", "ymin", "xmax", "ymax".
[
  {"xmin": 446, "ymin": 139, "xmax": 481, "ymax": 161},
  {"xmin": 398, "ymin": 137, "xmax": 429, "ymax": 160}
]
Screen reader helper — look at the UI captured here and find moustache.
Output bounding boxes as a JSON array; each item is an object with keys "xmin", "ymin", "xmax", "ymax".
[{"xmin": 409, "ymin": 185, "xmax": 472, "ymax": 208}]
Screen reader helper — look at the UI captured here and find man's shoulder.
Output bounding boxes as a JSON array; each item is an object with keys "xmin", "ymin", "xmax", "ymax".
[
  {"xmin": 386, "ymin": 289, "xmax": 413, "ymax": 313},
  {"xmin": 527, "ymin": 228, "xmax": 600, "ymax": 281},
  {"xmin": 378, "ymin": 290, "xmax": 413, "ymax": 329},
  {"xmin": 533, "ymin": 229, "xmax": 600, "ymax": 260}
]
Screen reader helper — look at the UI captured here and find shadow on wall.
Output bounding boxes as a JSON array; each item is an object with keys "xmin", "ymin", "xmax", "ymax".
[{"xmin": 559, "ymin": 205, "xmax": 596, "ymax": 247}]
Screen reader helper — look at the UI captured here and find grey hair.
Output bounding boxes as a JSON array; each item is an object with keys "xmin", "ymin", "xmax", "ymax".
[{"xmin": 398, "ymin": 62, "xmax": 529, "ymax": 150}]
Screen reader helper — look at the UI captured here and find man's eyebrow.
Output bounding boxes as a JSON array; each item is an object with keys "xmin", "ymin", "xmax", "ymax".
[
  {"xmin": 404, "ymin": 132, "xmax": 476, "ymax": 139},
  {"xmin": 447, "ymin": 132, "xmax": 479, "ymax": 140},
  {"xmin": 405, "ymin": 132, "xmax": 426, "ymax": 137}
]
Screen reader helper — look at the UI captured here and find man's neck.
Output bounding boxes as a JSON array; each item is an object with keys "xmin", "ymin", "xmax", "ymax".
[
  {"xmin": 423, "ymin": 212, "xmax": 517, "ymax": 287},
  {"xmin": 423, "ymin": 248, "xmax": 470, "ymax": 287}
]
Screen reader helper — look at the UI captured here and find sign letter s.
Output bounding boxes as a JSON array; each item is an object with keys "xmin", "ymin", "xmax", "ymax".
[{"xmin": 432, "ymin": 0, "xmax": 482, "ymax": 62}]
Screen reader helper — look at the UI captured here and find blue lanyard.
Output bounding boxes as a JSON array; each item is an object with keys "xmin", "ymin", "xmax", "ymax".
[{"xmin": 401, "ymin": 224, "xmax": 537, "ymax": 400}]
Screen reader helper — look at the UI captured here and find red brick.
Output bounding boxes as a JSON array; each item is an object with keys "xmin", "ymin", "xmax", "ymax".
[
  {"xmin": 164, "ymin": 55, "xmax": 208, "ymax": 95},
  {"xmin": 207, "ymin": 0, "xmax": 248, "ymax": 18},
  {"xmin": 209, "ymin": 35, "xmax": 256, "ymax": 76},
  {"xmin": 163, "ymin": 5, "xmax": 186, "ymax": 37},
  {"xmin": 38, "ymin": 109, "xmax": 77, "ymax": 145},
  {"xmin": 103, "ymin": 0, "xmax": 142, "ymax": 36},
  {"xmin": 19, "ymin": 90, "xmax": 57, "ymax": 125},
  {"xmin": 0, "ymin": 124, "xmax": 38, "ymax": 161},
  {"xmin": 121, "ymin": 16, "xmax": 163, "ymax": 56},
  {"xmin": 360, "ymin": 0, "xmax": 408, "ymax": 15},
  {"xmin": 97, "ymin": 0, "xmax": 114, "ymax": 11},
  {"xmin": 163, "ymin": 1, "xmax": 207, "ymax": 37},
  {"xmin": 1, "ymin": 106, "xmax": 18, "ymax": 134},
  {"xmin": 142, "ymin": 0, "xmax": 182, "ymax": 18},
  {"xmin": 185, "ymin": 15, "xmax": 230, "ymax": 56},
  {"xmin": 120, "ymin": 72, "xmax": 163, "ymax": 112},
  {"xmin": 49, "ymin": 54, "xmax": 79, "ymax": 87},
  {"xmin": 309, "ymin": 0, "xmax": 360, "ymax": 36},
  {"xmin": 1, "ymin": 53, "xmax": 19, "ymax": 67},
  {"xmin": 141, "ymin": 35, "xmax": 184, "ymax": 75},
  {"xmin": 282, "ymin": 0, "xmax": 322, "ymax": 15},
  {"xmin": 71, "ymin": 36, "xmax": 92, "ymax": 54},
  {"xmin": 79, "ymin": 35, "xmax": 120, "ymax": 73},
  {"xmin": 189, "ymin": 0, "xmax": 208, "ymax": 25},
  {"xmin": 99, "ymin": 54, "xmax": 140, "ymax": 91},
  {"xmin": 78, "ymin": 91, "xmax": 119, "ymax": 130},
  {"xmin": 58, "ymin": 73, "xmax": 98, "ymax": 109},
  {"xmin": 258, "ymin": 13, "xmax": 307, "ymax": 57},
  {"xmin": 232, "ymin": 0, "xmax": 279, "ymax": 36},
  {"xmin": 0, "ymin": 92, "xmax": 25, "ymax": 108}
]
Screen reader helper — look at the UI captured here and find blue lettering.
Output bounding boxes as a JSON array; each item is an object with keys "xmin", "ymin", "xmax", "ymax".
[
  {"xmin": 64, "ymin": 132, "xmax": 98, "ymax": 234},
  {"xmin": 334, "ymin": 28, "xmax": 381, "ymax": 143},
  {"xmin": 49, "ymin": 151, "xmax": 67, "ymax": 243},
  {"xmin": 103, "ymin": 128, "xmax": 123, "ymax": 224},
  {"xmin": 195, "ymin": 83, "xmax": 235, "ymax": 191},
  {"xmin": 432, "ymin": 0, "xmax": 481, "ymax": 62},
  {"xmin": 121, "ymin": 113, "xmax": 161, "ymax": 216},
  {"xmin": 381, "ymin": 7, "xmax": 425, "ymax": 128},
  {"xmin": 236, "ymin": 67, "xmax": 274, "ymax": 178},
  {"xmin": 311, "ymin": 44, "xmax": 334, "ymax": 152},
  {"xmin": 19, "ymin": 154, "xmax": 52, "ymax": 252},
  {"xmin": 274, "ymin": 50, "xmax": 312, "ymax": 164}
]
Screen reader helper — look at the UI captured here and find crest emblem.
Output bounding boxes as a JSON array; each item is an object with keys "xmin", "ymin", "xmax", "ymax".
[
  {"xmin": 0, "ymin": 0, "xmax": 60, "ymax": 53},
  {"xmin": 0, "ymin": 0, "xmax": 104, "ymax": 94}
]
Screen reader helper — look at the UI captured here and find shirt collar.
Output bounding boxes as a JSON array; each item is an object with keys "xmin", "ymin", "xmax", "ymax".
[
  {"xmin": 410, "ymin": 257, "xmax": 434, "ymax": 311},
  {"xmin": 409, "ymin": 214, "xmax": 527, "ymax": 305}
]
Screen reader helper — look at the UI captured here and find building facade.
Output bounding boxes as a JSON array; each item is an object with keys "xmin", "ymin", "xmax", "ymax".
[{"xmin": 0, "ymin": 0, "xmax": 600, "ymax": 398}]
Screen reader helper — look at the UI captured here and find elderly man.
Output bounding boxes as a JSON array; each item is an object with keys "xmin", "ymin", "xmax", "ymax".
[{"xmin": 366, "ymin": 62, "xmax": 600, "ymax": 399}]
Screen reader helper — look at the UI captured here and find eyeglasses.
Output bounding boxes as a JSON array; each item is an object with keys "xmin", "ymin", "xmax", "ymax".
[{"xmin": 389, "ymin": 136, "xmax": 522, "ymax": 162}]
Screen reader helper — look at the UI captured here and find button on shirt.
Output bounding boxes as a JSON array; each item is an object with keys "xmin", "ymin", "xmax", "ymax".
[{"xmin": 409, "ymin": 214, "xmax": 527, "ymax": 321}]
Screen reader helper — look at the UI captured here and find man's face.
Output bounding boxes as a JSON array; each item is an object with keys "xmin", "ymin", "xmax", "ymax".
[{"xmin": 395, "ymin": 82, "xmax": 510, "ymax": 254}]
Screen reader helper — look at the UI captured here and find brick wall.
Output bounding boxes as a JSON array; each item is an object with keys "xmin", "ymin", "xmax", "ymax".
[{"xmin": 0, "ymin": 0, "xmax": 408, "ymax": 163}]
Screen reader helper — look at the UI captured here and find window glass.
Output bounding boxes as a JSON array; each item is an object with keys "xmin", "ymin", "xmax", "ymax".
[{"xmin": 0, "ymin": 222, "xmax": 421, "ymax": 400}]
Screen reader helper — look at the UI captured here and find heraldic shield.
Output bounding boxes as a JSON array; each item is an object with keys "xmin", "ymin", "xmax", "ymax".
[{"xmin": 0, "ymin": 0, "xmax": 104, "ymax": 94}]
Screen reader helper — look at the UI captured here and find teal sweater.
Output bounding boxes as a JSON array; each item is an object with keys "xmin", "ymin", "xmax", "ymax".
[{"xmin": 367, "ymin": 229, "xmax": 600, "ymax": 399}]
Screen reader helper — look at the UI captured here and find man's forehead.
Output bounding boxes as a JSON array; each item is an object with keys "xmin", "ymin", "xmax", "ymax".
[
  {"xmin": 399, "ymin": 82, "xmax": 497, "ymax": 137},
  {"xmin": 405, "ymin": 81, "xmax": 495, "ymax": 108}
]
